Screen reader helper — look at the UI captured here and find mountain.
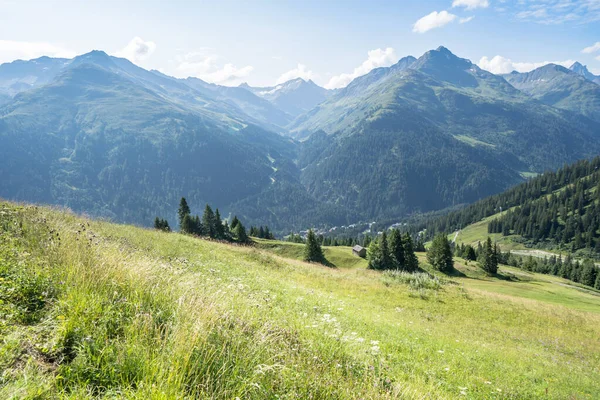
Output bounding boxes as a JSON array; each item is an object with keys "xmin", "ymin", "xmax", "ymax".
[
  {"xmin": 0, "ymin": 56, "xmax": 69, "ymax": 96},
  {"xmin": 2, "ymin": 46, "xmax": 600, "ymax": 232},
  {"xmin": 570, "ymin": 62, "xmax": 600, "ymax": 85},
  {"xmin": 183, "ymin": 77, "xmax": 293, "ymax": 132},
  {"xmin": 290, "ymin": 47, "xmax": 600, "ymax": 223},
  {"xmin": 0, "ymin": 55, "xmax": 313, "ymax": 227},
  {"xmin": 0, "ymin": 51, "xmax": 293, "ymax": 134},
  {"xmin": 241, "ymin": 78, "xmax": 331, "ymax": 117},
  {"xmin": 504, "ymin": 64, "xmax": 600, "ymax": 123}
]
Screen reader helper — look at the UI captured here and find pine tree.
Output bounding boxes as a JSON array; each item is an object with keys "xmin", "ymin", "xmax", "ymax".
[
  {"xmin": 427, "ymin": 233, "xmax": 454, "ymax": 273},
  {"xmin": 154, "ymin": 217, "xmax": 161, "ymax": 230},
  {"xmin": 580, "ymin": 259, "xmax": 597, "ymax": 287},
  {"xmin": 214, "ymin": 209, "xmax": 225, "ymax": 239},
  {"xmin": 230, "ymin": 216, "xmax": 240, "ymax": 230},
  {"xmin": 367, "ymin": 239, "xmax": 383, "ymax": 270},
  {"xmin": 465, "ymin": 245, "xmax": 477, "ymax": 261},
  {"xmin": 595, "ymin": 271, "xmax": 600, "ymax": 290},
  {"xmin": 479, "ymin": 237, "xmax": 498, "ymax": 274},
  {"xmin": 233, "ymin": 222, "xmax": 249, "ymax": 243},
  {"xmin": 202, "ymin": 204, "xmax": 216, "ymax": 238},
  {"xmin": 403, "ymin": 233, "xmax": 419, "ymax": 271},
  {"xmin": 379, "ymin": 232, "xmax": 392, "ymax": 270},
  {"xmin": 304, "ymin": 229, "xmax": 326, "ymax": 264},
  {"xmin": 181, "ymin": 214, "xmax": 194, "ymax": 234},
  {"xmin": 178, "ymin": 197, "xmax": 191, "ymax": 228},
  {"xmin": 388, "ymin": 229, "xmax": 405, "ymax": 270}
]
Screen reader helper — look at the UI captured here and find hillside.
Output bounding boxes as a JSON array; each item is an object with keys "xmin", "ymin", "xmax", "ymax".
[
  {"xmin": 293, "ymin": 47, "xmax": 600, "ymax": 222},
  {"xmin": 504, "ymin": 64, "xmax": 600, "ymax": 123},
  {"xmin": 1, "ymin": 201, "xmax": 599, "ymax": 398},
  {"xmin": 413, "ymin": 156, "xmax": 600, "ymax": 261},
  {"xmin": 2, "ymin": 47, "xmax": 600, "ymax": 232}
]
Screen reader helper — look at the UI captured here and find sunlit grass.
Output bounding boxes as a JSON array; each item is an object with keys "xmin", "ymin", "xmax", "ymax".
[{"xmin": 1, "ymin": 201, "xmax": 599, "ymax": 399}]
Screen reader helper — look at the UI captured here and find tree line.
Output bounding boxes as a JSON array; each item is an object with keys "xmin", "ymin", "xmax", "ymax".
[
  {"xmin": 406, "ymin": 156, "xmax": 600, "ymax": 248},
  {"xmin": 154, "ymin": 197, "xmax": 250, "ymax": 243}
]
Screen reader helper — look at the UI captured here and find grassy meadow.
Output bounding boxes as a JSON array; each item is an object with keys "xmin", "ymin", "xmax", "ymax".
[{"xmin": 1, "ymin": 202, "xmax": 599, "ymax": 399}]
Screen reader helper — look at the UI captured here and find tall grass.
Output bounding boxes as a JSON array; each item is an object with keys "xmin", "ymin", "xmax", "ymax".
[{"xmin": 1, "ymin": 202, "xmax": 600, "ymax": 399}]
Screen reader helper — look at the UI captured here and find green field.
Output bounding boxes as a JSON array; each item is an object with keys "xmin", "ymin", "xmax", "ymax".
[
  {"xmin": 254, "ymin": 238, "xmax": 368, "ymax": 269},
  {"xmin": 1, "ymin": 202, "xmax": 599, "ymax": 399}
]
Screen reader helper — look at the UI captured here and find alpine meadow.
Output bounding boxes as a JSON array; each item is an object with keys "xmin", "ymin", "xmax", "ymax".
[{"xmin": 1, "ymin": 1, "xmax": 600, "ymax": 398}]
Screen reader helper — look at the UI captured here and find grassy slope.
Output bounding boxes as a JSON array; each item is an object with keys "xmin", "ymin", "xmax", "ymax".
[
  {"xmin": 254, "ymin": 238, "xmax": 368, "ymax": 269},
  {"xmin": 1, "ymin": 202, "xmax": 599, "ymax": 399}
]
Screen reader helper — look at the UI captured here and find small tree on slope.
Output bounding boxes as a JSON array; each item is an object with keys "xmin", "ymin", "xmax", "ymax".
[
  {"xmin": 304, "ymin": 229, "xmax": 326, "ymax": 264},
  {"xmin": 427, "ymin": 233, "xmax": 454, "ymax": 273}
]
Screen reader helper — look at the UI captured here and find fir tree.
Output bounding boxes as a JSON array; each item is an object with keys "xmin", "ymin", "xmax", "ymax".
[
  {"xmin": 388, "ymin": 229, "xmax": 405, "ymax": 270},
  {"xmin": 202, "ymin": 204, "xmax": 216, "ymax": 238},
  {"xmin": 403, "ymin": 233, "xmax": 419, "ymax": 271},
  {"xmin": 427, "ymin": 233, "xmax": 454, "ymax": 273},
  {"xmin": 178, "ymin": 197, "xmax": 191, "ymax": 228},
  {"xmin": 367, "ymin": 239, "xmax": 384, "ymax": 270},
  {"xmin": 580, "ymin": 259, "xmax": 597, "ymax": 287},
  {"xmin": 233, "ymin": 222, "xmax": 249, "ymax": 243},
  {"xmin": 181, "ymin": 214, "xmax": 194, "ymax": 234},
  {"xmin": 479, "ymin": 237, "xmax": 498, "ymax": 274},
  {"xmin": 304, "ymin": 229, "xmax": 326, "ymax": 264},
  {"xmin": 214, "ymin": 209, "xmax": 225, "ymax": 239}
]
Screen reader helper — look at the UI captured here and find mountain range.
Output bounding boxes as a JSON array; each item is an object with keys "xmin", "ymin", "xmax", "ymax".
[{"xmin": 1, "ymin": 47, "xmax": 599, "ymax": 232}]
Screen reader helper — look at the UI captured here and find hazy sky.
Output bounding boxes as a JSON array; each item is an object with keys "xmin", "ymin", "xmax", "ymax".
[{"xmin": 1, "ymin": 0, "xmax": 599, "ymax": 87}]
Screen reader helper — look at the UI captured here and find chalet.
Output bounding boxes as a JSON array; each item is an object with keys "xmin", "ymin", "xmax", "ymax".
[{"xmin": 352, "ymin": 245, "xmax": 367, "ymax": 258}]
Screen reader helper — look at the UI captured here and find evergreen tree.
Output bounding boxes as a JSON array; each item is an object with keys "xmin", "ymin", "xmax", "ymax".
[
  {"xmin": 389, "ymin": 229, "xmax": 405, "ymax": 270},
  {"xmin": 580, "ymin": 259, "xmax": 598, "ymax": 287},
  {"xmin": 379, "ymin": 232, "xmax": 392, "ymax": 270},
  {"xmin": 230, "ymin": 216, "xmax": 240, "ymax": 230},
  {"xmin": 595, "ymin": 271, "xmax": 600, "ymax": 290},
  {"xmin": 214, "ymin": 208, "xmax": 225, "ymax": 239},
  {"xmin": 202, "ymin": 204, "xmax": 216, "ymax": 238},
  {"xmin": 427, "ymin": 233, "xmax": 454, "ymax": 273},
  {"xmin": 178, "ymin": 197, "xmax": 191, "ymax": 228},
  {"xmin": 304, "ymin": 229, "xmax": 326, "ymax": 264},
  {"xmin": 479, "ymin": 237, "xmax": 498, "ymax": 274},
  {"xmin": 233, "ymin": 222, "xmax": 249, "ymax": 243},
  {"xmin": 181, "ymin": 214, "xmax": 194, "ymax": 234},
  {"xmin": 403, "ymin": 233, "xmax": 419, "ymax": 271},
  {"xmin": 465, "ymin": 245, "xmax": 477, "ymax": 261},
  {"xmin": 367, "ymin": 239, "xmax": 384, "ymax": 270}
]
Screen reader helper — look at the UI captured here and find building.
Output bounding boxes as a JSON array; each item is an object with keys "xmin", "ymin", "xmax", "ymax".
[{"xmin": 352, "ymin": 245, "xmax": 367, "ymax": 258}]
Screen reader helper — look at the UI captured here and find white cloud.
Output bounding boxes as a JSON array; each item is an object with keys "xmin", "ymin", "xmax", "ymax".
[
  {"xmin": 174, "ymin": 52, "xmax": 253, "ymax": 85},
  {"xmin": 452, "ymin": 0, "xmax": 489, "ymax": 10},
  {"xmin": 478, "ymin": 55, "xmax": 576, "ymax": 74},
  {"xmin": 582, "ymin": 42, "xmax": 600, "ymax": 54},
  {"xmin": 459, "ymin": 16, "xmax": 475, "ymax": 23},
  {"xmin": 412, "ymin": 11, "xmax": 457, "ymax": 33},
  {"xmin": 113, "ymin": 36, "xmax": 156, "ymax": 63},
  {"xmin": 0, "ymin": 39, "xmax": 76, "ymax": 64},
  {"xmin": 325, "ymin": 47, "xmax": 397, "ymax": 89},
  {"xmin": 276, "ymin": 64, "xmax": 315, "ymax": 84}
]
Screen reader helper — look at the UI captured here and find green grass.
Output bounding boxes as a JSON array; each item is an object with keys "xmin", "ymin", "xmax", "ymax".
[
  {"xmin": 1, "ymin": 202, "xmax": 600, "ymax": 399},
  {"xmin": 254, "ymin": 238, "xmax": 368, "ymax": 269}
]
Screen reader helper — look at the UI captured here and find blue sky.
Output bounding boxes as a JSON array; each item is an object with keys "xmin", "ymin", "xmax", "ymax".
[{"xmin": 1, "ymin": 0, "xmax": 599, "ymax": 87}]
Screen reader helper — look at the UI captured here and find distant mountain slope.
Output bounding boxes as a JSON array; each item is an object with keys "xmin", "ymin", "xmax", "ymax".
[
  {"xmin": 504, "ymin": 64, "xmax": 600, "ymax": 123},
  {"xmin": 184, "ymin": 77, "xmax": 293, "ymax": 132},
  {"xmin": 0, "ymin": 56, "xmax": 69, "ymax": 96},
  {"xmin": 290, "ymin": 47, "xmax": 600, "ymax": 222},
  {"xmin": 0, "ymin": 51, "xmax": 290, "ymax": 134},
  {"xmin": 241, "ymin": 78, "xmax": 331, "ymax": 117},
  {"xmin": 410, "ymin": 156, "xmax": 600, "ymax": 260},
  {"xmin": 0, "ymin": 61, "xmax": 304, "ymax": 226},
  {"xmin": 570, "ymin": 62, "xmax": 600, "ymax": 85}
]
